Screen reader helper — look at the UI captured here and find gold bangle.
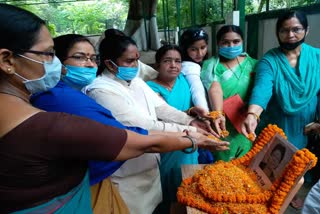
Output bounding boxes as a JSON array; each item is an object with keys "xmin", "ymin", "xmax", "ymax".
[
  {"xmin": 247, "ymin": 112, "xmax": 260, "ymax": 123},
  {"xmin": 208, "ymin": 110, "xmax": 225, "ymax": 120},
  {"xmin": 187, "ymin": 107, "xmax": 195, "ymax": 115}
]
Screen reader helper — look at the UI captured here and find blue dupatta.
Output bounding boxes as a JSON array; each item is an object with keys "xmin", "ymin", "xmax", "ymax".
[
  {"xmin": 263, "ymin": 43, "xmax": 320, "ymax": 114},
  {"xmin": 12, "ymin": 171, "xmax": 92, "ymax": 214}
]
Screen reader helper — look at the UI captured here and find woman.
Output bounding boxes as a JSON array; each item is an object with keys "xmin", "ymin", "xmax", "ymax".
[
  {"xmin": 0, "ymin": 4, "xmax": 229, "ymax": 213},
  {"xmin": 201, "ymin": 25, "xmax": 258, "ymax": 161},
  {"xmin": 83, "ymin": 34, "xmax": 218, "ymax": 213},
  {"xmin": 179, "ymin": 28, "xmax": 210, "ymax": 112},
  {"xmin": 146, "ymin": 44, "xmax": 210, "ymax": 213},
  {"xmin": 31, "ymin": 34, "xmax": 145, "ymax": 214},
  {"xmin": 241, "ymin": 10, "xmax": 320, "ymax": 209}
]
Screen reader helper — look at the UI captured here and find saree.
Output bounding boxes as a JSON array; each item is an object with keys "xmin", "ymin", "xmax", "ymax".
[
  {"xmin": 201, "ymin": 54, "xmax": 258, "ymax": 161},
  {"xmin": 90, "ymin": 178, "xmax": 129, "ymax": 214},
  {"xmin": 147, "ymin": 74, "xmax": 198, "ymax": 210},
  {"xmin": 12, "ymin": 171, "xmax": 92, "ymax": 214},
  {"xmin": 250, "ymin": 43, "xmax": 320, "ymax": 149},
  {"xmin": 147, "ymin": 73, "xmax": 192, "ymax": 111}
]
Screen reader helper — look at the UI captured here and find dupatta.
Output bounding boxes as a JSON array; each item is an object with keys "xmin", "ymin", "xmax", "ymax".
[{"xmin": 263, "ymin": 43, "xmax": 320, "ymax": 114}]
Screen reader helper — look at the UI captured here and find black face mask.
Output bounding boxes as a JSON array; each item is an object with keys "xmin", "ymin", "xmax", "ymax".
[{"xmin": 279, "ymin": 38, "xmax": 305, "ymax": 50}]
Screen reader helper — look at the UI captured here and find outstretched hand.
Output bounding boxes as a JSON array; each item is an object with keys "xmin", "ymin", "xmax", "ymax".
[
  {"xmin": 241, "ymin": 114, "xmax": 258, "ymax": 137},
  {"xmin": 190, "ymin": 119, "xmax": 220, "ymax": 137},
  {"xmin": 304, "ymin": 122, "xmax": 320, "ymax": 135},
  {"xmin": 187, "ymin": 131, "xmax": 229, "ymax": 151}
]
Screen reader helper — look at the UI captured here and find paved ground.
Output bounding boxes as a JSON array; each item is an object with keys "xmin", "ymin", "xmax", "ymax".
[{"xmin": 284, "ymin": 181, "xmax": 313, "ymax": 214}]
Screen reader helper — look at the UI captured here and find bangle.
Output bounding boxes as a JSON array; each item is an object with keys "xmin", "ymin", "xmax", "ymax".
[
  {"xmin": 208, "ymin": 110, "xmax": 225, "ymax": 120},
  {"xmin": 182, "ymin": 135, "xmax": 198, "ymax": 154},
  {"xmin": 247, "ymin": 112, "xmax": 260, "ymax": 123},
  {"xmin": 187, "ymin": 107, "xmax": 195, "ymax": 115}
]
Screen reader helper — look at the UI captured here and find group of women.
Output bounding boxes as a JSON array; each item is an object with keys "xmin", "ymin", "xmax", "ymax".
[{"xmin": 0, "ymin": 2, "xmax": 319, "ymax": 213}]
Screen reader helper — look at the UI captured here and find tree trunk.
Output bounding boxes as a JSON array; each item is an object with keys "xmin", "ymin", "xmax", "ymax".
[{"xmin": 124, "ymin": 0, "xmax": 160, "ymax": 51}]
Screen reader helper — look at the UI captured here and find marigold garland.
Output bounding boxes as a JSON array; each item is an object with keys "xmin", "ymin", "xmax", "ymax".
[{"xmin": 177, "ymin": 124, "xmax": 318, "ymax": 214}]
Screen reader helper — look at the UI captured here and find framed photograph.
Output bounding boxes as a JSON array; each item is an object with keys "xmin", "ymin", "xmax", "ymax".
[{"xmin": 249, "ymin": 133, "xmax": 297, "ymax": 189}]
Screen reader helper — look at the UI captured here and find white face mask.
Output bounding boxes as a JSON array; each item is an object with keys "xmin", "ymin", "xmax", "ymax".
[{"xmin": 15, "ymin": 55, "xmax": 62, "ymax": 94}]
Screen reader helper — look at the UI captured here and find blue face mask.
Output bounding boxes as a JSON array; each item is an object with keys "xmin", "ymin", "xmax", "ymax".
[
  {"xmin": 219, "ymin": 45, "xmax": 243, "ymax": 59},
  {"xmin": 15, "ymin": 55, "xmax": 62, "ymax": 94},
  {"xmin": 110, "ymin": 61, "xmax": 138, "ymax": 81},
  {"xmin": 62, "ymin": 65, "xmax": 97, "ymax": 89}
]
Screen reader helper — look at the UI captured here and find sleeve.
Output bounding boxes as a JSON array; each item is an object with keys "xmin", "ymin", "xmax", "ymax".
[
  {"xmin": 184, "ymin": 74, "xmax": 209, "ymax": 111},
  {"xmin": 48, "ymin": 113, "xmax": 127, "ymax": 161},
  {"xmin": 137, "ymin": 61, "xmax": 158, "ymax": 82},
  {"xmin": 302, "ymin": 180, "xmax": 320, "ymax": 213},
  {"xmin": 86, "ymin": 88, "xmax": 193, "ymax": 132},
  {"xmin": 180, "ymin": 62, "xmax": 209, "ymax": 111},
  {"xmin": 155, "ymin": 103, "xmax": 197, "ymax": 132},
  {"xmin": 249, "ymin": 58, "xmax": 274, "ymax": 110}
]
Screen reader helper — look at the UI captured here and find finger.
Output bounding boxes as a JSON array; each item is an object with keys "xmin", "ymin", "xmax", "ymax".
[
  {"xmin": 241, "ymin": 123, "xmax": 249, "ymax": 137},
  {"xmin": 214, "ymin": 120, "xmax": 222, "ymax": 135}
]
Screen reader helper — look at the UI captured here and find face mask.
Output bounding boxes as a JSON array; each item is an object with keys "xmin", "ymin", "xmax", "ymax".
[
  {"xmin": 279, "ymin": 38, "xmax": 305, "ymax": 50},
  {"xmin": 62, "ymin": 65, "xmax": 97, "ymax": 89},
  {"xmin": 219, "ymin": 45, "xmax": 243, "ymax": 59},
  {"xmin": 110, "ymin": 60, "xmax": 138, "ymax": 81},
  {"xmin": 15, "ymin": 55, "xmax": 62, "ymax": 94}
]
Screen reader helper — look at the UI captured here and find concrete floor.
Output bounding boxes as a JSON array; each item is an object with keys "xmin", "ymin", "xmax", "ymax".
[{"xmin": 284, "ymin": 181, "xmax": 313, "ymax": 214}]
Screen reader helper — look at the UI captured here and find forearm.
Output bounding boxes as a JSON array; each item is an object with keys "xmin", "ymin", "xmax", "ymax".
[
  {"xmin": 247, "ymin": 104, "xmax": 264, "ymax": 117},
  {"xmin": 115, "ymin": 130, "xmax": 192, "ymax": 160},
  {"xmin": 156, "ymin": 104, "xmax": 195, "ymax": 125},
  {"xmin": 208, "ymin": 81, "xmax": 223, "ymax": 111}
]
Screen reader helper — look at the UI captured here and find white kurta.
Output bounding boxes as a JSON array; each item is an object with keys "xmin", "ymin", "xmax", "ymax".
[
  {"xmin": 83, "ymin": 71, "xmax": 196, "ymax": 214},
  {"xmin": 181, "ymin": 61, "xmax": 209, "ymax": 112}
]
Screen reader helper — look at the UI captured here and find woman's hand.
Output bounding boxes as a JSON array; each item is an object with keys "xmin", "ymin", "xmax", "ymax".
[
  {"xmin": 212, "ymin": 115, "xmax": 226, "ymax": 136},
  {"xmin": 241, "ymin": 114, "xmax": 258, "ymax": 137},
  {"xmin": 188, "ymin": 106, "xmax": 211, "ymax": 119},
  {"xmin": 187, "ymin": 131, "xmax": 229, "ymax": 151},
  {"xmin": 304, "ymin": 122, "xmax": 320, "ymax": 135},
  {"xmin": 190, "ymin": 119, "xmax": 220, "ymax": 137}
]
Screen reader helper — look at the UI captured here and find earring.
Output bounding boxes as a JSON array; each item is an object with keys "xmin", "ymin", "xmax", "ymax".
[{"xmin": 7, "ymin": 68, "xmax": 11, "ymax": 72}]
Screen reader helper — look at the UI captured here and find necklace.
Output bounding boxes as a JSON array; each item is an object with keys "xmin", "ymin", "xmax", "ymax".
[
  {"xmin": 155, "ymin": 78, "xmax": 175, "ymax": 91},
  {"xmin": 224, "ymin": 57, "xmax": 243, "ymax": 80}
]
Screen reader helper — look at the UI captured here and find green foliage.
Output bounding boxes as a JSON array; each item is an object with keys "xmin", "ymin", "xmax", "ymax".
[
  {"xmin": 157, "ymin": 0, "xmax": 316, "ymax": 30},
  {"xmin": 6, "ymin": 0, "xmax": 128, "ymax": 36}
]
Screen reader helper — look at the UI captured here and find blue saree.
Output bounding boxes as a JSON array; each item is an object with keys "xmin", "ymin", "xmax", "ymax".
[
  {"xmin": 12, "ymin": 171, "xmax": 92, "ymax": 214},
  {"xmin": 147, "ymin": 74, "xmax": 197, "ymax": 202}
]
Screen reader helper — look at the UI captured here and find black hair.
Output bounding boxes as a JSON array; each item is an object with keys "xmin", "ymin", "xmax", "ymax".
[
  {"xmin": 276, "ymin": 10, "xmax": 308, "ymax": 34},
  {"xmin": 104, "ymin": 28, "xmax": 126, "ymax": 38},
  {"xmin": 0, "ymin": 3, "xmax": 46, "ymax": 54},
  {"xmin": 179, "ymin": 28, "xmax": 208, "ymax": 62},
  {"xmin": 216, "ymin": 25, "xmax": 244, "ymax": 43},
  {"xmin": 53, "ymin": 34, "xmax": 94, "ymax": 62},
  {"xmin": 97, "ymin": 35, "xmax": 137, "ymax": 76},
  {"xmin": 155, "ymin": 44, "xmax": 182, "ymax": 64},
  {"xmin": 271, "ymin": 144, "xmax": 286, "ymax": 162}
]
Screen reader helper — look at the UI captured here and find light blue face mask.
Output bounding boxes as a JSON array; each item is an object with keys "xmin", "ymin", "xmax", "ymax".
[
  {"xmin": 110, "ymin": 60, "xmax": 138, "ymax": 81},
  {"xmin": 62, "ymin": 65, "xmax": 97, "ymax": 90},
  {"xmin": 219, "ymin": 45, "xmax": 243, "ymax": 59},
  {"xmin": 15, "ymin": 55, "xmax": 62, "ymax": 94}
]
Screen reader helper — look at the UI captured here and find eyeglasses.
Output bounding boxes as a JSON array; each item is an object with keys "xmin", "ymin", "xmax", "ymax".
[
  {"xmin": 279, "ymin": 27, "xmax": 305, "ymax": 35},
  {"xmin": 65, "ymin": 54, "xmax": 99, "ymax": 64},
  {"xmin": 20, "ymin": 49, "xmax": 56, "ymax": 57},
  {"xmin": 19, "ymin": 49, "xmax": 55, "ymax": 63}
]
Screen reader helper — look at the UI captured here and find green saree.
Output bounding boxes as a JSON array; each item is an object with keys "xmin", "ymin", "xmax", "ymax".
[{"xmin": 201, "ymin": 53, "xmax": 258, "ymax": 161}]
